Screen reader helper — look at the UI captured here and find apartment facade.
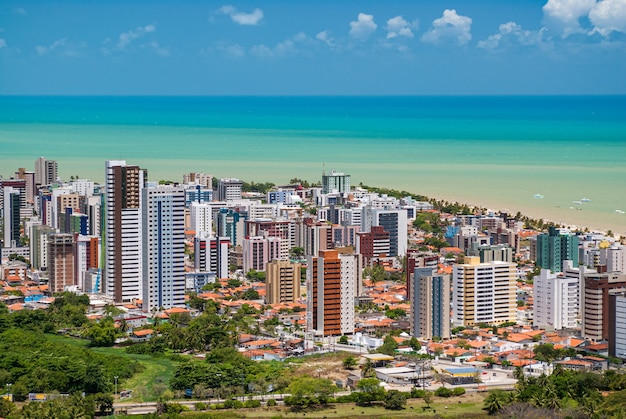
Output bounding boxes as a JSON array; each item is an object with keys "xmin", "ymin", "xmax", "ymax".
[
  {"xmin": 266, "ymin": 260, "xmax": 301, "ymax": 304},
  {"xmin": 452, "ymin": 257, "xmax": 517, "ymax": 326}
]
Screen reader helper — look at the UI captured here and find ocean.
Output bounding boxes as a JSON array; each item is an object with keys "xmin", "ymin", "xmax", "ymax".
[{"xmin": 1, "ymin": 96, "xmax": 625, "ymax": 236}]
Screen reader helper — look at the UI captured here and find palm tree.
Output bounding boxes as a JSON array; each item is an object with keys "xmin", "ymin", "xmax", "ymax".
[{"xmin": 483, "ymin": 391, "xmax": 506, "ymax": 415}]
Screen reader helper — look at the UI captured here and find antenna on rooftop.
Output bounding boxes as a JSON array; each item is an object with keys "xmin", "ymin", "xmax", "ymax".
[{"xmin": 322, "ymin": 163, "xmax": 326, "ymax": 176}]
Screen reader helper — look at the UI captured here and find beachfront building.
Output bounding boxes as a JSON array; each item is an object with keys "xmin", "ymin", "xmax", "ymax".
[
  {"xmin": 582, "ymin": 270, "xmax": 626, "ymax": 341},
  {"xmin": 266, "ymin": 259, "xmax": 301, "ymax": 304},
  {"xmin": 307, "ymin": 249, "xmax": 361, "ymax": 336},
  {"xmin": 533, "ymin": 269, "xmax": 579, "ymax": 330},
  {"xmin": 409, "ymin": 267, "xmax": 451, "ymax": 340},
  {"xmin": 141, "ymin": 185, "xmax": 186, "ymax": 311},
  {"xmin": 452, "ymin": 257, "xmax": 517, "ymax": 327},
  {"xmin": 534, "ymin": 227, "xmax": 579, "ymax": 272},
  {"xmin": 183, "ymin": 172, "xmax": 212, "ymax": 188},
  {"xmin": 217, "ymin": 178, "xmax": 243, "ymax": 201},
  {"xmin": 48, "ymin": 233, "xmax": 75, "ymax": 293},
  {"xmin": 34, "ymin": 157, "xmax": 58, "ymax": 188},
  {"xmin": 74, "ymin": 235, "xmax": 100, "ymax": 292},
  {"xmin": 104, "ymin": 160, "xmax": 146, "ymax": 303},
  {"xmin": 322, "ymin": 170, "xmax": 351, "ymax": 194}
]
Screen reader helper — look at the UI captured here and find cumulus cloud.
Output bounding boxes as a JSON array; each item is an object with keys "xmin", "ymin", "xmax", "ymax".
[
  {"xmin": 386, "ymin": 15, "xmax": 418, "ymax": 39},
  {"xmin": 543, "ymin": 0, "xmax": 596, "ymax": 37},
  {"xmin": 117, "ymin": 24, "xmax": 155, "ymax": 49},
  {"xmin": 316, "ymin": 30, "xmax": 335, "ymax": 46},
  {"xmin": 589, "ymin": 0, "xmax": 626, "ymax": 36},
  {"xmin": 478, "ymin": 21, "xmax": 548, "ymax": 49},
  {"xmin": 13, "ymin": 7, "xmax": 27, "ymax": 15},
  {"xmin": 421, "ymin": 9, "xmax": 472, "ymax": 45},
  {"xmin": 350, "ymin": 13, "xmax": 377, "ymax": 40},
  {"xmin": 218, "ymin": 5, "xmax": 264, "ymax": 25},
  {"xmin": 0, "ymin": 39, "xmax": 6, "ymax": 48}
]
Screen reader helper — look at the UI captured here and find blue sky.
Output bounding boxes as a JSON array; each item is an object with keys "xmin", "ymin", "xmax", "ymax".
[{"xmin": 1, "ymin": 0, "xmax": 625, "ymax": 95}]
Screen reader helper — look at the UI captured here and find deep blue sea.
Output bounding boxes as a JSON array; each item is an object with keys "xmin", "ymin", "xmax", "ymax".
[{"xmin": 1, "ymin": 96, "xmax": 625, "ymax": 234}]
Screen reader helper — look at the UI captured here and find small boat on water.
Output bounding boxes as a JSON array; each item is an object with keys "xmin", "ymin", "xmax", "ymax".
[
  {"xmin": 581, "ymin": 198, "xmax": 591, "ymax": 202},
  {"xmin": 572, "ymin": 200, "xmax": 582, "ymax": 205},
  {"xmin": 616, "ymin": 210, "xmax": 625, "ymax": 214},
  {"xmin": 534, "ymin": 194, "xmax": 544, "ymax": 199}
]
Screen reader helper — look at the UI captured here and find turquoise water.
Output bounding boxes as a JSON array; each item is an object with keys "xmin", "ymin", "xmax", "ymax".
[{"xmin": 0, "ymin": 96, "xmax": 625, "ymax": 235}]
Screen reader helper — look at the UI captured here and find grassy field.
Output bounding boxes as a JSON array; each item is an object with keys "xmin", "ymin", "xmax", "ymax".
[
  {"xmin": 45, "ymin": 334, "xmax": 179, "ymax": 402},
  {"xmin": 237, "ymin": 394, "xmax": 488, "ymax": 419}
]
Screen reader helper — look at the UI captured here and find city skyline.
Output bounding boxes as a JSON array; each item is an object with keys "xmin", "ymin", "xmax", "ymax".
[{"xmin": 1, "ymin": 0, "xmax": 625, "ymax": 95}]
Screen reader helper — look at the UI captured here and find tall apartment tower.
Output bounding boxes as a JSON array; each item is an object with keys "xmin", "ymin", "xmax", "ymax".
[
  {"xmin": 242, "ymin": 236, "xmax": 282, "ymax": 273},
  {"xmin": 189, "ymin": 202, "xmax": 213, "ymax": 238},
  {"xmin": 409, "ymin": 267, "xmax": 450, "ymax": 340},
  {"xmin": 34, "ymin": 157, "xmax": 58, "ymax": 188},
  {"xmin": 15, "ymin": 168, "xmax": 36, "ymax": 204},
  {"xmin": 48, "ymin": 233, "xmax": 75, "ymax": 293},
  {"xmin": 356, "ymin": 225, "xmax": 390, "ymax": 266},
  {"xmin": 533, "ymin": 268, "xmax": 579, "ymax": 330},
  {"xmin": 452, "ymin": 257, "xmax": 517, "ymax": 327},
  {"xmin": 104, "ymin": 160, "xmax": 146, "ymax": 303},
  {"xmin": 361, "ymin": 207, "xmax": 408, "ymax": 257},
  {"xmin": 322, "ymin": 170, "xmax": 351, "ymax": 194},
  {"xmin": 194, "ymin": 236, "xmax": 230, "ymax": 279},
  {"xmin": 535, "ymin": 227, "xmax": 579, "ymax": 272},
  {"xmin": 307, "ymin": 249, "xmax": 360, "ymax": 336},
  {"xmin": 609, "ymin": 290, "xmax": 626, "ymax": 359},
  {"xmin": 266, "ymin": 260, "xmax": 302, "ymax": 304},
  {"xmin": 582, "ymin": 271, "xmax": 626, "ymax": 341},
  {"xmin": 141, "ymin": 186, "xmax": 186, "ymax": 312},
  {"xmin": 217, "ymin": 178, "xmax": 243, "ymax": 201},
  {"xmin": 3, "ymin": 187, "xmax": 21, "ymax": 248}
]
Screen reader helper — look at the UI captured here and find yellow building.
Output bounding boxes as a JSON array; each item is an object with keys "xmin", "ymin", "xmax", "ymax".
[
  {"xmin": 452, "ymin": 256, "xmax": 517, "ymax": 327},
  {"xmin": 265, "ymin": 260, "xmax": 301, "ymax": 305}
]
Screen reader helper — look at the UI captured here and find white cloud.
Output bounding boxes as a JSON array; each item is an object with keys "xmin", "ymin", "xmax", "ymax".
[
  {"xmin": 117, "ymin": 24, "xmax": 156, "ymax": 50},
  {"xmin": 0, "ymin": 39, "xmax": 6, "ymax": 48},
  {"xmin": 589, "ymin": 0, "xmax": 626, "ymax": 36},
  {"xmin": 35, "ymin": 38, "xmax": 67, "ymax": 55},
  {"xmin": 13, "ymin": 7, "xmax": 27, "ymax": 15},
  {"xmin": 350, "ymin": 13, "xmax": 377, "ymax": 40},
  {"xmin": 386, "ymin": 15, "xmax": 418, "ymax": 39},
  {"xmin": 542, "ymin": 0, "xmax": 596, "ymax": 36},
  {"xmin": 421, "ymin": 9, "xmax": 472, "ymax": 45},
  {"xmin": 146, "ymin": 42, "xmax": 170, "ymax": 57},
  {"xmin": 218, "ymin": 5, "xmax": 264, "ymax": 26},
  {"xmin": 251, "ymin": 33, "xmax": 311, "ymax": 58},
  {"xmin": 478, "ymin": 21, "xmax": 548, "ymax": 49},
  {"xmin": 316, "ymin": 30, "xmax": 335, "ymax": 47}
]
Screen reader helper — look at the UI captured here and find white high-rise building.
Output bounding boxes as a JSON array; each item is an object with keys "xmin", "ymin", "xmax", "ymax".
[
  {"xmin": 141, "ymin": 186, "xmax": 186, "ymax": 312},
  {"xmin": 452, "ymin": 257, "xmax": 517, "ymax": 326},
  {"xmin": 189, "ymin": 202, "xmax": 213, "ymax": 238},
  {"xmin": 105, "ymin": 160, "xmax": 145, "ymax": 303},
  {"xmin": 533, "ymin": 269, "xmax": 579, "ymax": 330},
  {"xmin": 217, "ymin": 178, "xmax": 243, "ymax": 201}
]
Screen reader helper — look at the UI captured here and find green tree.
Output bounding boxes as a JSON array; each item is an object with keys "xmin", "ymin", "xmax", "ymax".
[
  {"xmin": 384, "ymin": 389, "xmax": 406, "ymax": 410},
  {"xmin": 338, "ymin": 335, "xmax": 349, "ymax": 344},
  {"xmin": 377, "ymin": 335, "xmax": 399, "ymax": 355},
  {"xmin": 408, "ymin": 337, "xmax": 421, "ymax": 352},
  {"xmin": 355, "ymin": 377, "xmax": 386, "ymax": 406},
  {"xmin": 343, "ymin": 356, "xmax": 357, "ymax": 370},
  {"xmin": 483, "ymin": 390, "xmax": 509, "ymax": 415}
]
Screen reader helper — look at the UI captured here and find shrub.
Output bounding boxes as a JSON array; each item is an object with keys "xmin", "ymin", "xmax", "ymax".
[
  {"xmin": 453, "ymin": 387, "xmax": 466, "ymax": 396},
  {"xmin": 435, "ymin": 387, "xmax": 453, "ymax": 398},
  {"xmin": 194, "ymin": 402, "xmax": 207, "ymax": 411},
  {"xmin": 335, "ymin": 394, "xmax": 358, "ymax": 403},
  {"xmin": 266, "ymin": 399, "xmax": 277, "ymax": 407},
  {"xmin": 410, "ymin": 388, "xmax": 426, "ymax": 399},
  {"xmin": 223, "ymin": 399, "xmax": 244, "ymax": 409},
  {"xmin": 244, "ymin": 400, "xmax": 261, "ymax": 408}
]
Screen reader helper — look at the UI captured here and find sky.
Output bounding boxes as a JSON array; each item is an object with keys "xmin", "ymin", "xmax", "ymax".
[{"xmin": 0, "ymin": 0, "xmax": 625, "ymax": 95}]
